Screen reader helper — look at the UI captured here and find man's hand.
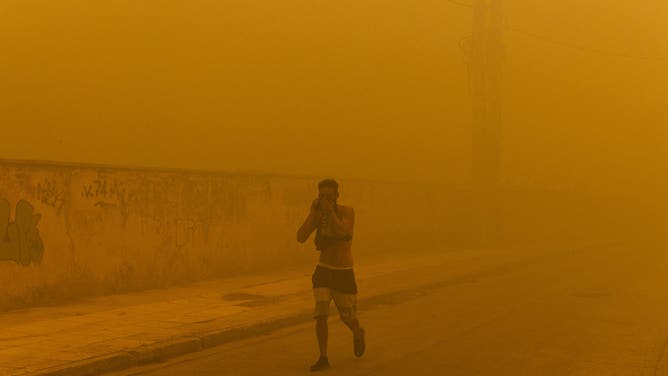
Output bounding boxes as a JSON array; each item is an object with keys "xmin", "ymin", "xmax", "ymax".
[
  {"xmin": 310, "ymin": 199, "xmax": 322, "ymax": 224},
  {"xmin": 310, "ymin": 198, "xmax": 320, "ymax": 212},
  {"xmin": 319, "ymin": 198, "xmax": 335, "ymax": 216}
]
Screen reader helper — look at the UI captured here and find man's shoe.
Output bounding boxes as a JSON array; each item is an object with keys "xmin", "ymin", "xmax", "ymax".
[
  {"xmin": 354, "ymin": 328, "xmax": 366, "ymax": 357},
  {"xmin": 310, "ymin": 356, "xmax": 330, "ymax": 372}
]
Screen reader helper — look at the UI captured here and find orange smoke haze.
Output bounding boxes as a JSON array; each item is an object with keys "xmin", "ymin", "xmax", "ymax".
[{"xmin": 1, "ymin": 0, "xmax": 666, "ymax": 194}]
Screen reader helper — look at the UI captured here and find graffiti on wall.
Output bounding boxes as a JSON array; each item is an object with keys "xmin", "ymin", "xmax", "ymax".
[
  {"xmin": 80, "ymin": 178, "xmax": 130, "ymax": 225},
  {"xmin": 37, "ymin": 179, "xmax": 66, "ymax": 210},
  {"xmin": 0, "ymin": 199, "xmax": 45, "ymax": 266},
  {"xmin": 82, "ymin": 179, "xmax": 126, "ymax": 202}
]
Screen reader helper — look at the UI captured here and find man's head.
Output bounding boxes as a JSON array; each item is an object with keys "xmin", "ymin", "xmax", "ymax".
[{"xmin": 318, "ymin": 179, "xmax": 339, "ymax": 205}]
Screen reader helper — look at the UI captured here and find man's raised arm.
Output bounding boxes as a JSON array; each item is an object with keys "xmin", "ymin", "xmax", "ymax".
[{"xmin": 297, "ymin": 200, "xmax": 320, "ymax": 243}]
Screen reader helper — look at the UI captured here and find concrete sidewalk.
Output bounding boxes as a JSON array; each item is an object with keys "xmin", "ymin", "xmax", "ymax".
[{"xmin": 0, "ymin": 248, "xmax": 538, "ymax": 376}]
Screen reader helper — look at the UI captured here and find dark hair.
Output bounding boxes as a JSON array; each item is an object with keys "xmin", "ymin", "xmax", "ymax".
[{"xmin": 318, "ymin": 179, "xmax": 339, "ymax": 192}]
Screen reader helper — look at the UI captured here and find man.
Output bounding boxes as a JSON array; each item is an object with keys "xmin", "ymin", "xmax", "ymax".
[{"xmin": 297, "ymin": 179, "xmax": 365, "ymax": 372}]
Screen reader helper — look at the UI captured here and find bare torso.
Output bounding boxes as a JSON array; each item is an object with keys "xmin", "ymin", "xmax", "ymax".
[{"xmin": 318, "ymin": 205, "xmax": 354, "ymax": 268}]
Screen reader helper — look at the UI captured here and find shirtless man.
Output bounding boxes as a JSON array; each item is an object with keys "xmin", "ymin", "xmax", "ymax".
[{"xmin": 297, "ymin": 179, "xmax": 366, "ymax": 372}]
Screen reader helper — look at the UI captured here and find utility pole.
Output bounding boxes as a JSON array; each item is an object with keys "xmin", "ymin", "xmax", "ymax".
[{"xmin": 470, "ymin": 0, "xmax": 504, "ymax": 246}]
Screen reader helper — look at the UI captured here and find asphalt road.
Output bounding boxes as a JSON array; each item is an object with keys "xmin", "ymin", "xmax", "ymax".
[{"xmin": 111, "ymin": 241, "xmax": 668, "ymax": 375}]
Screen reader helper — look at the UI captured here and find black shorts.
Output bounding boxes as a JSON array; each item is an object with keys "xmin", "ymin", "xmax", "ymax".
[{"xmin": 312, "ymin": 265, "xmax": 358, "ymax": 295}]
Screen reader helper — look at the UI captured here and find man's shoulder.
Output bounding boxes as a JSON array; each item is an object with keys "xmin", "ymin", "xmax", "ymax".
[{"xmin": 338, "ymin": 205, "xmax": 355, "ymax": 216}]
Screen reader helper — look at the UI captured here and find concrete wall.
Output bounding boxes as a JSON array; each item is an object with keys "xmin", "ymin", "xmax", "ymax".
[
  {"xmin": 0, "ymin": 161, "xmax": 470, "ymax": 310},
  {"xmin": 0, "ymin": 160, "xmax": 654, "ymax": 310}
]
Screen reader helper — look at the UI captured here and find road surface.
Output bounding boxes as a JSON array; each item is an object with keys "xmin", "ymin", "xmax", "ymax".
[{"xmin": 110, "ymin": 241, "xmax": 668, "ymax": 375}]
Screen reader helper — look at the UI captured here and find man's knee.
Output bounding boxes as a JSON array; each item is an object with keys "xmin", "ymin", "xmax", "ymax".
[{"xmin": 313, "ymin": 301, "xmax": 330, "ymax": 320}]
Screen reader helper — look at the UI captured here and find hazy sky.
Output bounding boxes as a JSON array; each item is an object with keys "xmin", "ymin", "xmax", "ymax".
[{"xmin": 1, "ymin": 0, "xmax": 666, "ymax": 189}]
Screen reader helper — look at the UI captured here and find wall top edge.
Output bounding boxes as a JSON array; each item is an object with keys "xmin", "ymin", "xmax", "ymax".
[{"xmin": 0, "ymin": 158, "xmax": 455, "ymax": 188}]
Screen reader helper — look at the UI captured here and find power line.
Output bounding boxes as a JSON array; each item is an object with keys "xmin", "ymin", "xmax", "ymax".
[
  {"xmin": 445, "ymin": 0, "xmax": 473, "ymax": 9},
  {"xmin": 443, "ymin": 1, "xmax": 668, "ymax": 63},
  {"xmin": 506, "ymin": 26, "xmax": 668, "ymax": 63}
]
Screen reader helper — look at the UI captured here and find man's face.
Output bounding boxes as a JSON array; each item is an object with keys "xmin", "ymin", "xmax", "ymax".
[{"xmin": 318, "ymin": 187, "xmax": 338, "ymax": 205}]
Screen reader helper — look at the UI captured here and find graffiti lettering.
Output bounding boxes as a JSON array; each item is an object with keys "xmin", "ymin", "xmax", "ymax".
[
  {"xmin": 82, "ymin": 184, "xmax": 94, "ymax": 199},
  {"xmin": 0, "ymin": 199, "xmax": 45, "ymax": 266},
  {"xmin": 81, "ymin": 180, "xmax": 126, "ymax": 202},
  {"xmin": 37, "ymin": 179, "xmax": 65, "ymax": 209}
]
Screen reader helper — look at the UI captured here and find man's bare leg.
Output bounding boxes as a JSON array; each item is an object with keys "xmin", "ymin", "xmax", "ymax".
[
  {"xmin": 316, "ymin": 316, "xmax": 328, "ymax": 356},
  {"xmin": 341, "ymin": 313, "xmax": 365, "ymax": 358},
  {"xmin": 311, "ymin": 316, "xmax": 329, "ymax": 372},
  {"xmin": 311, "ymin": 317, "xmax": 331, "ymax": 372},
  {"xmin": 342, "ymin": 317, "xmax": 362, "ymax": 338}
]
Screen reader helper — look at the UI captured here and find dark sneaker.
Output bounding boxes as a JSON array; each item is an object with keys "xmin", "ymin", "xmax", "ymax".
[
  {"xmin": 354, "ymin": 328, "xmax": 366, "ymax": 357},
  {"xmin": 310, "ymin": 356, "xmax": 330, "ymax": 372}
]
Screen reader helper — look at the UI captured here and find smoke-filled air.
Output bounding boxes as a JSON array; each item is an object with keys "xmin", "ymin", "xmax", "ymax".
[{"xmin": 0, "ymin": 1, "xmax": 667, "ymax": 375}]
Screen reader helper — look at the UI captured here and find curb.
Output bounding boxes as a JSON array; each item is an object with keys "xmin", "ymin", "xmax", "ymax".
[
  {"xmin": 200, "ymin": 314, "xmax": 312, "ymax": 349},
  {"xmin": 30, "ymin": 248, "xmax": 569, "ymax": 376},
  {"xmin": 131, "ymin": 337, "xmax": 203, "ymax": 366},
  {"xmin": 31, "ymin": 313, "xmax": 316, "ymax": 376},
  {"xmin": 35, "ymin": 352, "xmax": 136, "ymax": 376},
  {"xmin": 31, "ymin": 273, "xmax": 498, "ymax": 376}
]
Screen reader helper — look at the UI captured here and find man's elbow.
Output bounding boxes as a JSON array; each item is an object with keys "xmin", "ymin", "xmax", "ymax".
[{"xmin": 297, "ymin": 232, "xmax": 308, "ymax": 244}]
